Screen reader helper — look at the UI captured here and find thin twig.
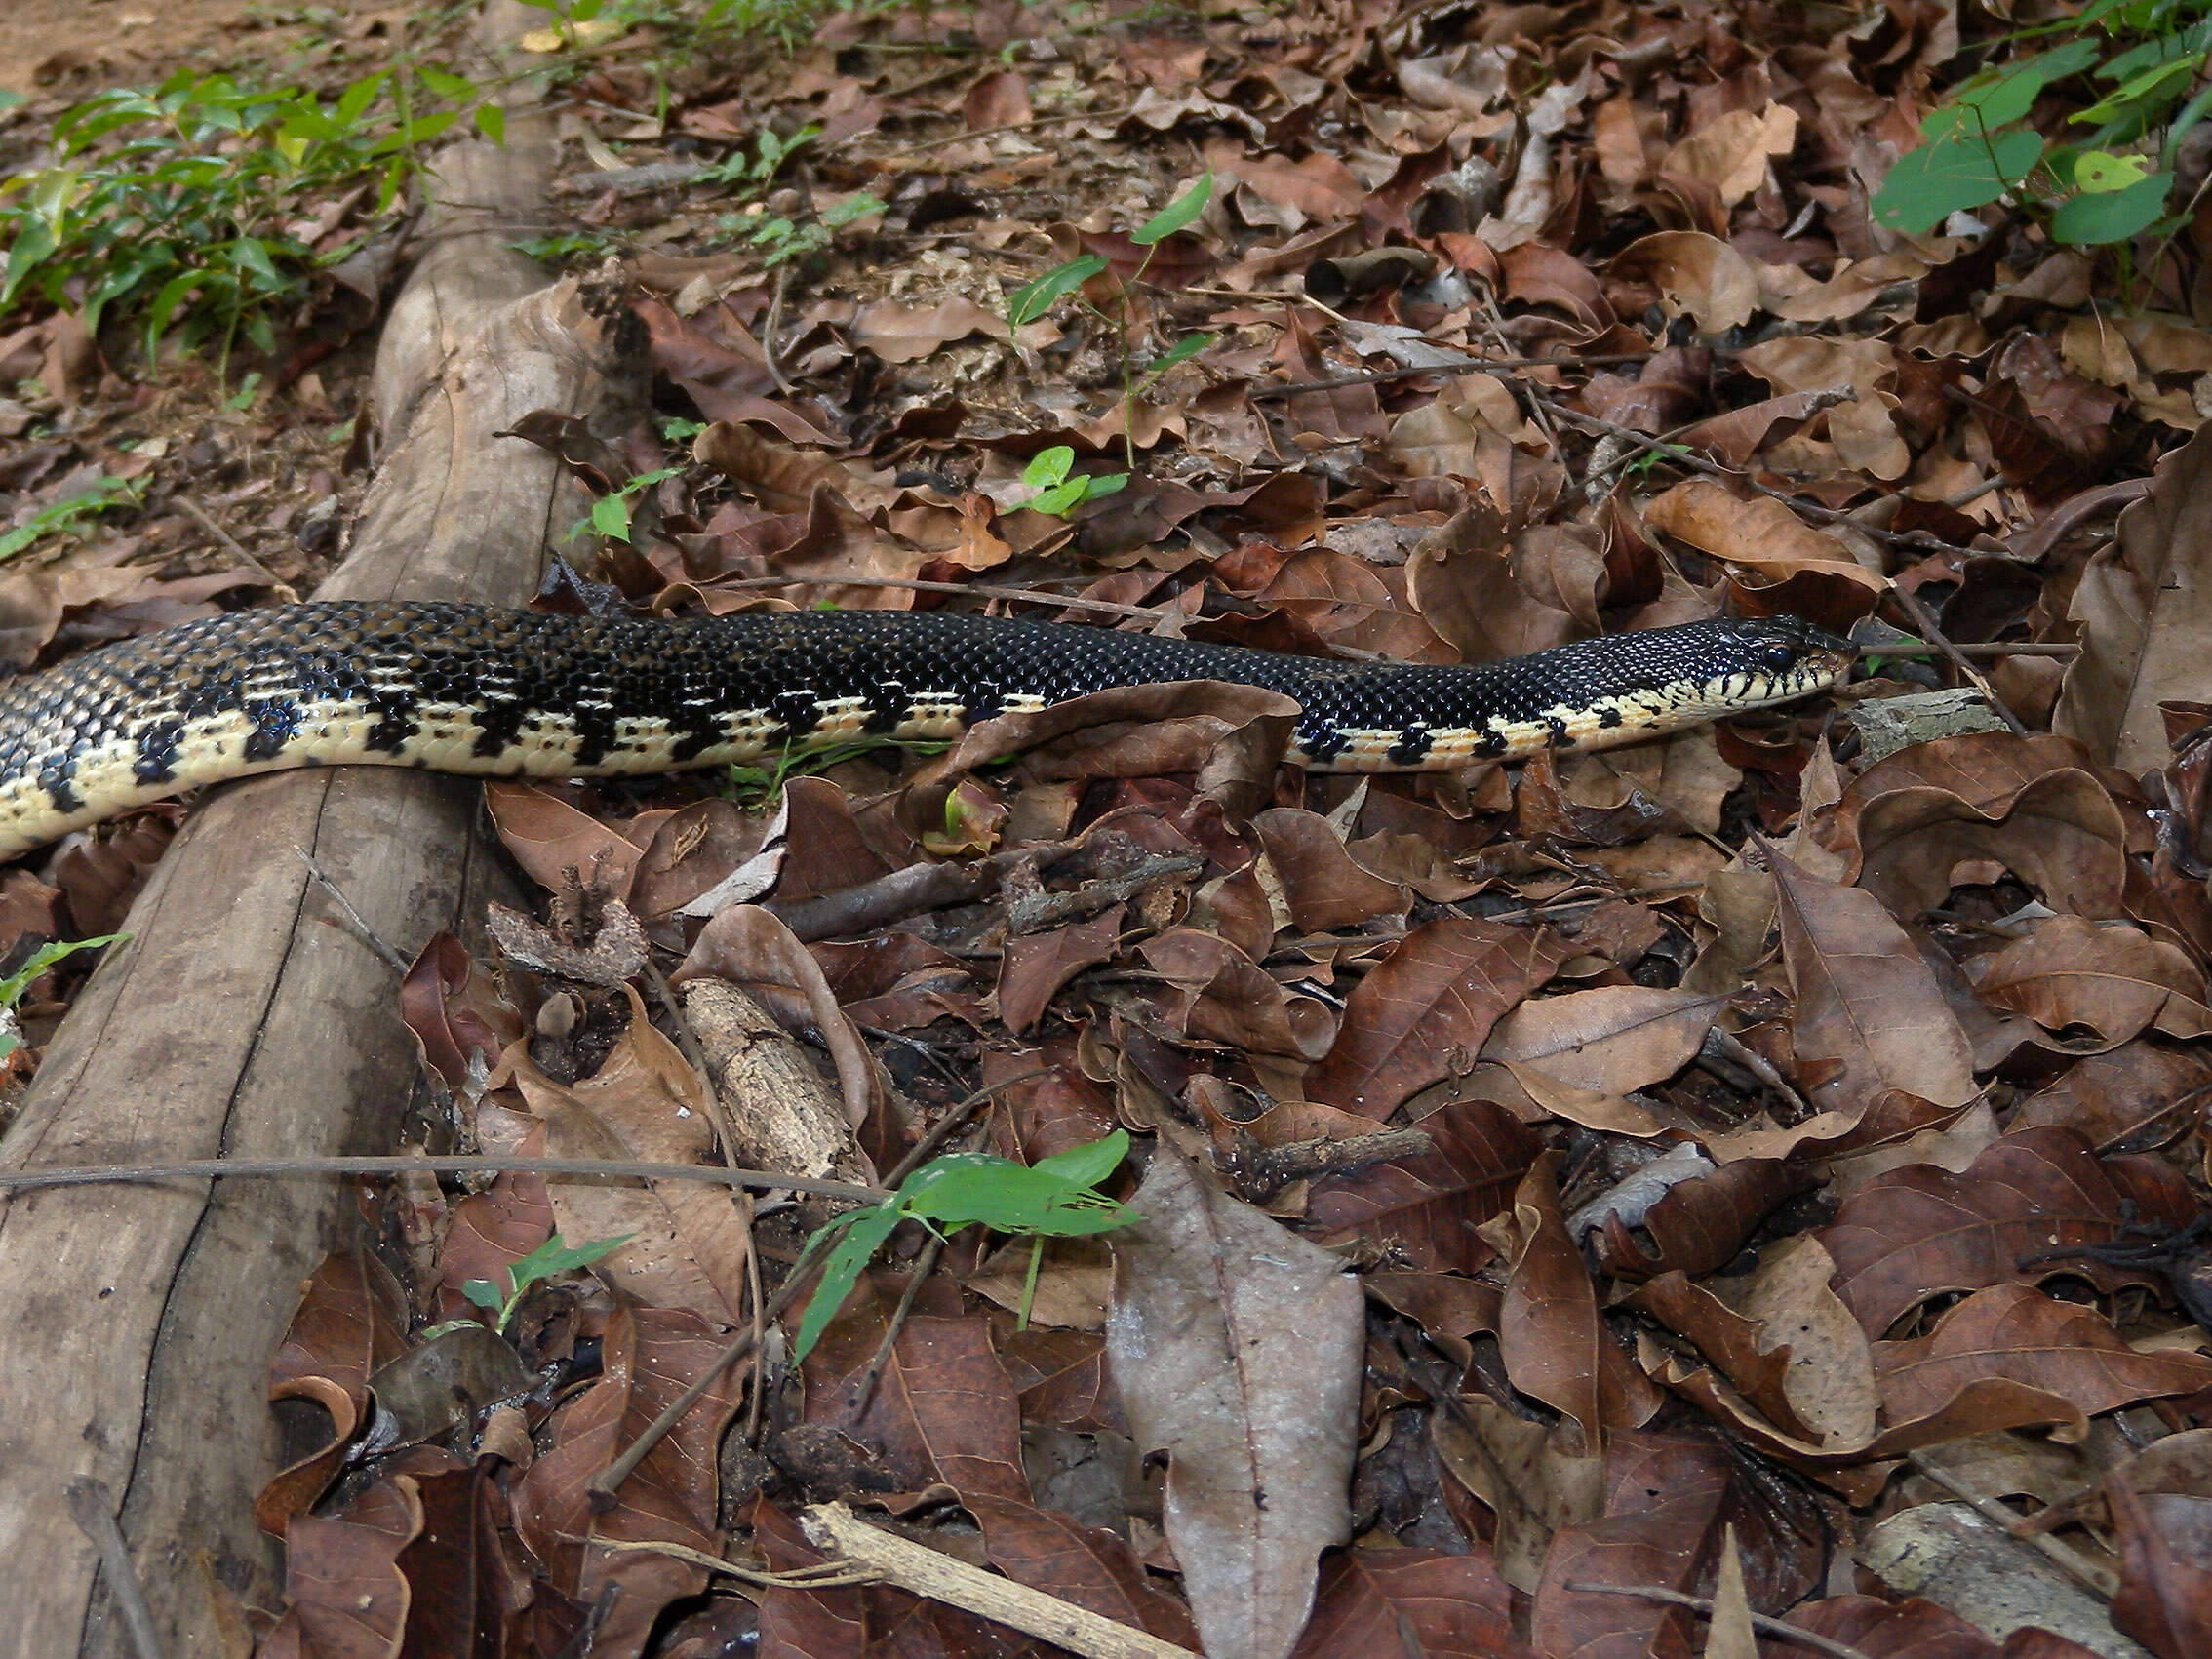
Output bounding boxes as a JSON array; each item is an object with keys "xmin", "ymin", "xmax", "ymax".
[
  {"xmin": 294, "ymin": 848, "xmax": 410, "ymax": 974},
  {"xmin": 593, "ymin": 1534, "xmax": 880, "ymax": 1589},
  {"xmin": 850, "ymin": 1233, "xmax": 945, "ymax": 1417},
  {"xmin": 173, "ymin": 495, "xmax": 297, "ymax": 600},
  {"xmin": 1560, "ymin": 1582, "xmax": 1873, "ymax": 1659},
  {"xmin": 0, "ymin": 1153, "xmax": 889, "ymax": 1201},
  {"xmin": 760, "ymin": 263, "xmax": 794, "ymax": 398},
  {"xmin": 1905, "ymin": 1451, "xmax": 2120, "ymax": 1599},
  {"xmin": 65, "ymin": 1479, "xmax": 166, "ymax": 1659},
  {"xmin": 1863, "ymin": 641, "xmax": 2079, "ymax": 658},
  {"xmin": 1885, "ymin": 582, "xmax": 2028, "ymax": 736}
]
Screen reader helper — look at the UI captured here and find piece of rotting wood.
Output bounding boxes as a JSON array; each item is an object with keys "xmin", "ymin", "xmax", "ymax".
[{"xmin": 0, "ymin": 6, "xmax": 647, "ymax": 1653}]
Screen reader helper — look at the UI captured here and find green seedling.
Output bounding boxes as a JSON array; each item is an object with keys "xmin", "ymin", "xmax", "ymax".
[
  {"xmin": 1015, "ymin": 445, "xmax": 1128, "ymax": 517},
  {"xmin": 0, "ymin": 64, "xmax": 499, "ymax": 366},
  {"xmin": 1005, "ymin": 172, "xmax": 1216, "ymax": 471},
  {"xmin": 792, "ymin": 1131, "xmax": 1134, "ymax": 1363},
  {"xmin": 460, "ymin": 1232, "xmax": 635, "ymax": 1335},
  {"xmin": 568, "ymin": 464, "xmax": 685, "ymax": 545},
  {"xmin": 0, "ymin": 934, "xmax": 126, "ymax": 1061},
  {"xmin": 725, "ymin": 733, "xmax": 952, "ymax": 810},
  {"xmin": 0, "ymin": 477, "xmax": 142, "ymax": 563}
]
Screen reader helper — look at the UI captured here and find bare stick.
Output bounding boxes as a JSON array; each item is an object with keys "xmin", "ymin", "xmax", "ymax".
[
  {"xmin": 1885, "ymin": 581, "xmax": 2029, "ymax": 736},
  {"xmin": 294, "ymin": 848, "xmax": 410, "ymax": 974},
  {"xmin": 173, "ymin": 495, "xmax": 297, "ymax": 601},
  {"xmin": 849, "ymin": 1233, "xmax": 945, "ymax": 1418},
  {"xmin": 1905, "ymin": 1451, "xmax": 2119, "ymax": 1599},
  {"xmin": 0, "ymin": 1153, "xmax": 888, "ymax": 1202},
  {"xmin": 1560, "ymin": 1583, "xmax": 1872, "ymax": 1659},
  {"xmin": 801, "ymin": 1502, "xmax": 1197, "ymax": 1658},
  {"xmin": 65, "ymin": 1479, "xmax": 167, "ymax": 1659}
]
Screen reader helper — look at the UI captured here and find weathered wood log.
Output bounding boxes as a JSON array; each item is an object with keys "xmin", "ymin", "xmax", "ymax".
[{"xmin": 0, "ymin": 12, "xmax": 643, "ymax": 1651}]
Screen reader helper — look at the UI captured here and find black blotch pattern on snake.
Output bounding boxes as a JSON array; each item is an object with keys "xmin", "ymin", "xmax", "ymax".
[{"xmin": 0, "ymin": 602, "xmax": 1851, "ymax": 855}]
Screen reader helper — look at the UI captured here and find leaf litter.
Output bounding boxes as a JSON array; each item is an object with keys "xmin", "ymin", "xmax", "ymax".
[{"xmin": 10, "ymin": 0, "xmax": 2212, "ymax": 1654}]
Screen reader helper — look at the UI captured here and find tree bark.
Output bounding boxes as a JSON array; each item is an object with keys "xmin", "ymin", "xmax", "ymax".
[{"xmin": 0, "ymin": 9, "xmax": 642, "ymax": 1651}]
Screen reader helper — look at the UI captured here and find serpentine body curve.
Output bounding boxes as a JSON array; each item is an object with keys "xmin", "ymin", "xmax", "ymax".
[{"xmin": 0, "ymin": 602, "xmax": 1851, "ymax": 856}]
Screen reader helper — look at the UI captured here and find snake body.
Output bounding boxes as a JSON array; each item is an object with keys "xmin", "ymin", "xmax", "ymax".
[{"xmin": 0, "ymin": 602, "xmax": 1849, "ymax": 856}]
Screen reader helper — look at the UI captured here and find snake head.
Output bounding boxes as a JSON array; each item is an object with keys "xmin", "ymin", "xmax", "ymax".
[{"xmin": 1731, "ymin": 615, "xmax": 1854, "ymax": 689}]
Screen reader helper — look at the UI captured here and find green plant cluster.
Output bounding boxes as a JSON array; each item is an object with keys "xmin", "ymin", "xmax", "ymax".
[
  {"xmin": 1873, "ymin": 0, "xmax": 2212, "ymax": 247},
  {"xmin": 794, "ymin": 1131, "xmax": 1133, "ymax": 1363},
  {"xmin": 1006, "ymin": 171, "xmax": 1216, "ymax": 485},
  {"xmin": 0, "ymin": 65, "xmax": 502, "ymax": 362}
]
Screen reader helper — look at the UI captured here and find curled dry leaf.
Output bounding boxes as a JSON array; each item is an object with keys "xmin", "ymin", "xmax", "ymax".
[
  {"xmin": 398, "ymin": 931, "xmax": 521, "ymax": 1097},
  {"xmin": 1140, "ymin": 928, "xmax": 1336, "ymax": 1060},
  {"xmin": 2056, "ymin": 418, "xmax": 2212, "ymax": 770},
  {"xmin": 1821, "ymin": 1126, "xmax": 2198, "ymax": 1337},
  {"xmin": 484, "ymin": 780, "xmax": 647, "ymax": 900},
  {"xmin": 263, "ymin": 1478, "xmax": 421, "ymax": 1658},
  {"xmin": 257, "ymin": 1248, "xmax": 413, "ymax": 1533},
  {"xmin": 1873, "ymin": 1283, "xmax": 2212, "ymax": 1431},
  {"xmin": 1107, "ymin": 1144, "xmax": 1363, "ymax": 1659},
  {"xmin": 1640, "ymin": 479, "xmax": 1884, "ymax": 591},
  {"xmin": 1480, "ymin": 1154, "xmax": 1665, "ymax": 1450},
  {"xmin": 1969, "ymin": 914, "xmax": 2212, "ymax": 1047}
]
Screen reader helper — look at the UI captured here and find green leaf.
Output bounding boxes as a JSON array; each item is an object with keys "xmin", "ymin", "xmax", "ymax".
[
  {"xmin": 1028, "ymin": 1128, "xmax": 1130, "ymax": 1190},
  {"xmin": 1028, "ymin": 479, "xmax": 1089, "ymax": 517},
  {"xmin": 1139, "ymin": 332, "xmax": 1215, "ymax": 382},
  {"xmin": 0, "ymin": 933, "xmax": 124, "ymax": 1008},
  {"xmin": 1871, "ymin": 129, "xmax": 2047, "ymax": 234},
  {"xmin": 2072, "ymin": 54, "xmax": 2199, "ymax": 125},
  {"xmin": 1006, "ymin": 255, "xmax": 1107, "ymax": 327},
  {"xmin": 790, "ymin": 1204, "xmax": 903, "ymax": 1363},
  {"xmin": 589, "ymin": 494, "xmax": 635, "ymax": 540},
  {"xmin": 1021, "ymin": 446, "xmax": 1075, "ymax": 490},
  {"xmin": 2051, "ymin": 168, "xmax": 2174, "ymax": 241},
  {"xmin": 2075, "ymin": 149, "xmax": 2153, "ymax": 189},
  {"xmin": 474, "ymin": 104, "xmax": 507, "ymax": 147},
  {"xmin": 460, "ymin": 1279, "xmax": 505, "ymax": 1311},
  {"xmin": 1132, "ymin": 170, "xmax": 1211, "ymax": 245}
]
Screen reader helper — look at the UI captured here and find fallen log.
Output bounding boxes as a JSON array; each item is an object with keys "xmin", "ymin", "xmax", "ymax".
[{"xmin": 0, "ymin": 10, "xmax": 645, "ymax": 1651}]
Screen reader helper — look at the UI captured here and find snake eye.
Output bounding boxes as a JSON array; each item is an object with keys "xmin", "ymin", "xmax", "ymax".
[{"xmin": 1756, "ymin": 641, "xmax": 1800, "ymax": 673}]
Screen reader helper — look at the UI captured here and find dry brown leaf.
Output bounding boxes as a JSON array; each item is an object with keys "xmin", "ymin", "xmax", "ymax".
[
  {"xmin": 1874, "ymin": 1284, "xmax": 2212, "ymax": 1429},
  {"xmin": 1305, "ymin": 918, "xmax": 1575, "ymax": 1119},
  {"xmin": 1107, "ymin": 1145, "xmax": 1363, "ymax": 1659},
  {"xmin": 1769, "ymin": 847, "xmax": 1978, "ymax": 1116},
  {"xmin": 1641, "ymin": 479, "xmax": 1884, "ymax": 592},
  {"xmin": 2056, "ymin": 408, "xmax": 2212, "ymax": 768},
  {"xmin": 1969, "ymin": 914, "xmax": 2212, "ymax": 1047}
]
